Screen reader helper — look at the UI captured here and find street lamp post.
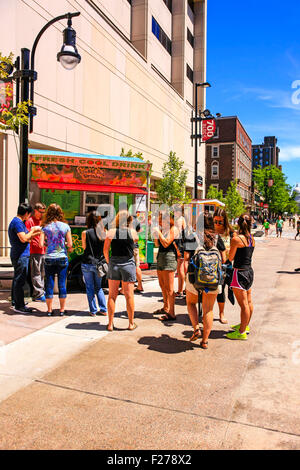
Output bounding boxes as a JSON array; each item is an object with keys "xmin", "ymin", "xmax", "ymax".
[
  {"xmin": 11, "ymin": 12, "xmax": 81, "ymax": 203},
  {"xmin": 191, "ymin": 82, "xmax": 221, "ymax": 200}
]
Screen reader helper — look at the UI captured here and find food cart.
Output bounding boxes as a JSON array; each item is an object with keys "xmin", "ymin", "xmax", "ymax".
[
  {"xmin": 28, "ymin": 149, "xmax": 152, "ymax": 285},
  {"xmin": 188, "ymin": 199, "xmax": 225, "ymax": 228}
]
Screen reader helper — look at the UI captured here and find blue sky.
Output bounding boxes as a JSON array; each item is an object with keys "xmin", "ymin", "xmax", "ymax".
[{"xmin": 206, "ymin": 0, "xmax": 300, "ymax": 189}]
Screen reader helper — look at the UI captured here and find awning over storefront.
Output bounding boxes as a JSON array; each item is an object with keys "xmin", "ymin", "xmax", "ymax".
[{"xmin": 37, "ymin": 181, "xmax": 148, "ymax": 195}]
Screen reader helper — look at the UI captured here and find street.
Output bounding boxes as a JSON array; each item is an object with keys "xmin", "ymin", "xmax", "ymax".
[{"xmin": 0, "ymin": 226, "xmax": 299, "ymax": 450}]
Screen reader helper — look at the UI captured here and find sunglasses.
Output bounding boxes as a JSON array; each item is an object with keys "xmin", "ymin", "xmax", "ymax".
[{"xmin": 214, "ymin": 220, "xmax": 224, "ymax": 225}]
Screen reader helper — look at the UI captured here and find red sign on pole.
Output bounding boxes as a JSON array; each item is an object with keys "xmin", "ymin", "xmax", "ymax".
[{"xmin": 202, "ymin": 118, "xmax": 216, "ymax": 141}]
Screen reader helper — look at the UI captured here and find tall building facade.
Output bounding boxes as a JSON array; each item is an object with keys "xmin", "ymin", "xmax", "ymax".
[
  {"xmin": 252, "ymin": 136, "xmax": 280, "ymax": 169},
  {"xmin": 0, "ymin": 0, "xmax": 207, "ymax": 255},
  {"xmin": 205, "ymin": 116, "xmax": 252, "ymax": 206}
]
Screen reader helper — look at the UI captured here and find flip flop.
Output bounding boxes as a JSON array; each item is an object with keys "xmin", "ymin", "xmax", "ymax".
[
  {"xmin": 128, "ymin": 323, "xmax": 137, "ymax": 331},
  {"xmin": 134, "ymin": 288, "xmax": 144, "ymax": 293},
  {"xmin": 153, "ymin": 308, "xmax": 166, "ymax": 315},
  {"xmin": 219, "ymin": 317, "xmax": 228, "ymax": 324},
  {"xmin": 159, "ymin": 314, "xmax": 176, "ymax": 322},
  {"xmin": 106, "ymin": 325, "xmax": 114, "ymax": 331}
]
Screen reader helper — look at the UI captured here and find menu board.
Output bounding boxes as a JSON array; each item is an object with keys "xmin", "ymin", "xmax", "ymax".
[{"xmin": 41, "ymin": 189, "xmax": 81, "ymax": 221}]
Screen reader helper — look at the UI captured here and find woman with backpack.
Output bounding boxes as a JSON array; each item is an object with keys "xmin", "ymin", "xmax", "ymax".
[
  {"xmin": 81, "ymin": 211, "xmax": 107, "ymax": 317},
  {"xmin": 185, "ymin": 214, "xmax": 225, "ymax": 349},
  {"xmin": 213, "ymin": 207, "xmax": 233, "ymax": 324},
  {"xmin": 227, "ymin": 213, "xmax": 255, "ymax": 341},
  {"xmin": 152, "ymin": 211, "xmax": 179, "ymax": 321}
]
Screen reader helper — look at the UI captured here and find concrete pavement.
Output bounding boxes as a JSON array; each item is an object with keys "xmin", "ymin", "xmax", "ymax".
[{"xmin": 0, "ymin": 228, "xmax": 299, "ymax": 450}]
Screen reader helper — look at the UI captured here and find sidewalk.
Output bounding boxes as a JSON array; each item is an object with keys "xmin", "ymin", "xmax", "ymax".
[{"xmin": 0, "ymin": 234, "xmax": 299, "ymax": 449}]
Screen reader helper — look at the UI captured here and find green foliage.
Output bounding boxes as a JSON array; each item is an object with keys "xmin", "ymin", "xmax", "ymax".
[
  {"xmin": 0, "ymin": 52, "xmax": 13, "ymax": 79},
  {"xmin": 0, "ymin": 100, "xmax": 30, "ymax": 132},
  {"xmin": 224, "ymin": 180, "xmax": 245, "ymax": 220},
  {"xmin": 206, "ymin": 185, "xmax": 225, "ymax": 203},
  {"xmin": 155, "ymin": 151, "xmax": 192, "ymax": 205},
  {"xmin": 0, "ymin": 52, "xmax": 30, "ymax": 132},
  {"xmin": 120, "ymin": 147, "xmax": 144, "ymax": 160},
  {"xmin": 253, "ymin": 165, "xmax": 296, "ymax": 214}
]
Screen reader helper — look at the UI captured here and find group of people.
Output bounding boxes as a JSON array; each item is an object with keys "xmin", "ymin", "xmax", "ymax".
[
  {"xmin": 8, "ymin": 202, "xmax": 256, "ymax": 349},
  {"xmin": 8, "ymin": 202, "xmax": 72, "ymax": 316},
  {"xmin": 262, "ymin": 215, "xmax": 300, "ymax": 239}
]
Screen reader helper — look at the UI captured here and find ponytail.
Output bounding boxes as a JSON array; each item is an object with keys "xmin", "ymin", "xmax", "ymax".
[{"xmin": 238, "ymin": 214, "xmax": 252, "ymax": 242}]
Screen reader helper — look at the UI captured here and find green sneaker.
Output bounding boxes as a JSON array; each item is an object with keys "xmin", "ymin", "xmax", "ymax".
[
  {"xmin": 230, "ymin": 323, "xmax": 250, "ymax": 333},
  {"xmin": 226, "ymin": 330, "xmax": 248, "ymax": 340}
]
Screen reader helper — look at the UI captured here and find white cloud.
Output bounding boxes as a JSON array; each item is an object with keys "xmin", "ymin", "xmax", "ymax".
[{"xmin": 280, "ymin": 146, "xmax": 300, "ymax": 162}]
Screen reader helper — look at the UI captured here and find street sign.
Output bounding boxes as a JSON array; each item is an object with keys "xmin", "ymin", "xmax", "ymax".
[
  {"xmin": 197, "ymin": 176, "xmax": 203, "ymax": 186},
  {"xmin": 202, "ymin": 118, "xmax": 216, "ymax": 141}
]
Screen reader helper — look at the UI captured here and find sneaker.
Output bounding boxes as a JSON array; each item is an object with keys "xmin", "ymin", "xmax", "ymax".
[
  {"xmin": 34, "ymin": 295, "xmax": 46, "ymax": 302},
  {"xmin": 230, "ymin": 323, "xmax": 250, "ymax": 334},
  {"xmin": 47, "ymin": 311, "xmax": 53, "ymax": 317},
  {"xmin": 59, "ymin": 311, "xmax": 65, "ymax": 316},
  {"xmin": 14, "ymin": 306, "xmax": 34, "ymax": 314},
  {"xmin": 89, "ymin": 312, "xmax": 97, "ymax": 317},
  {"xmin": 226, "ymin": 330, "xmax": 248, "ymax": 340}
]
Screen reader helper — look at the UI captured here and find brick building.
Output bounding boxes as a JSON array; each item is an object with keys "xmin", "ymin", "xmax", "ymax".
[
  {"xmin": 205, "ymin": 116, "xmax": 252, "ymax": 206},
  {"xmin": 252, "ymin": 136, "xmax": 280, "ymax": 169}
]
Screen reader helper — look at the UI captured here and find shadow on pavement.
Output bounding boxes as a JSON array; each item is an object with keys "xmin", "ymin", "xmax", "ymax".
[
  {"xmin": 138, "ymin": 333, "xmax": 200, "ymax": 353},
  {"xmin": 276, "ymin": 271, "xmax": 300, "ymax": 275}
]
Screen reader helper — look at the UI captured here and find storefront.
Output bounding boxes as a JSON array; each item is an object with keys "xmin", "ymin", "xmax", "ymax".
[{"xmin": 28, "ymin": 149, "xmax": 152, "ymax": 268}]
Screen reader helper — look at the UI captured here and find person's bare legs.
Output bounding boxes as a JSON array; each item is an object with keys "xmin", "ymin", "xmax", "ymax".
[
  {"xmin": 122, "ymin": 281, "xmax": 135, "ymax": 329},
  {"xmin": 136, "ymin": 266, "xmax": 143, "ymax": 291},
  {"xmin": 46, "ymin": 298, "xmax": 53, "ymax": 314},
  {"xmin": 176, "ymin": 258, "xmax": 185, "ymax": 295},
  {"xmin": 59, "ymin": 297, "xmax": 66, "ymax": 313},
  {"xmin": 157, "ymin": 270, "xmax": 168, "ymax": 312},
  {"xmin": 218, "ymin": 301, "xmax": 227, "ymax": 323},
  {"xmin": 232, "ymin": 288, "xmax": 250, "ymax": 333},
  {"xmin": 186, "ymin": 290, "xmax": 199, "ymax": 328},
  {"xmin": 201, "ymin": 292, "xmax": 218, "ymax": 345},
  {"xmin": 162, "ymin": 270, "xmax": 175, "ymax": 317},
  {"xmin": 247, "ymin": 288, "xmax": 253, "ymax": 323},
  {"xmin": 107, "ymin": 280, "xmax": 119, "ymax": 330}
]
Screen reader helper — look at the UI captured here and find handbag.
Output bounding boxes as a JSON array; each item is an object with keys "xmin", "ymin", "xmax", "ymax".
[{"xmin": 86, "ymin": 229, "xmax": 108, "ymax": 278}]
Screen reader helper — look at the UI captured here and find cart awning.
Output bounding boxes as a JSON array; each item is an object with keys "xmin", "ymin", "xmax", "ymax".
[{"xmin": 37, "ymin": 181, "xmax": 148, "ymax": 195}]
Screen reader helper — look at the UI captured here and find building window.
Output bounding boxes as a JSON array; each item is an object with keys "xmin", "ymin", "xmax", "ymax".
[
  {"xmin": 211, "ymin": 161, "xmax": 219, "ymax": 178},
  {"xmin": 212, "ymin": 146, "xmax": 219, "ymax": 158},
  {"xmin": 187, "ymin": 28, "xmax": 194, "ymax": 47},
  {"xmin": 152, "ymin": 17, "xmax": 172, "ymax": 55},
  {"xmin": 186, "ymin": 64, "xmax": 193, "ymax": 83},
  {"xmin": 162, "ymin": 0, "xmax": 172, "ymax": 12}
]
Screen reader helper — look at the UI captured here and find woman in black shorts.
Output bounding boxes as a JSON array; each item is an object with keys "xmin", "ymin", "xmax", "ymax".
[
  {"xmin": 104, "ymin": 210, "xmax": 139, "ymax": 331},
  {"xmin": 227, "ymin": 214, "xmax": 255, "ymax": 341}
]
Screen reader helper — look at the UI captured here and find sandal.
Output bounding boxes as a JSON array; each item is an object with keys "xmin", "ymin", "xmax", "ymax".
[
  {"xmin": 106, "ymin": 325, "xmax": 114, "ymax": 331},
  {"xmin": 200, "ymin": 341, "xmax": 208, "ymax": 349},
  {"xmin": 134, "ymin": 288, "xmax": 144, "ymax": 293},
  {"xmin": 219, "ymin": 316, "xmax": 228, "ymax": 324},
  {"xmin": 127, "ymin": 322, "xmax": 137, "ymax": 331},
  {"xmin": 153, "ymin": 308, "xmax": 166, "ymax": 315},
  {"xmin": 190, "ymin": 329, "xmax": 201, "ymax": 342},
  {"xmin": 159, "ymin": 313, "xmax": 176, "ymax": 322}
]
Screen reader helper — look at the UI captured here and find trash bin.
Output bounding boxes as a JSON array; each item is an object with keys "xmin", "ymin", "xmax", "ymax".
[{"xmin": 147, "ymin": 241, "xmax": 154, "ymax": 264}]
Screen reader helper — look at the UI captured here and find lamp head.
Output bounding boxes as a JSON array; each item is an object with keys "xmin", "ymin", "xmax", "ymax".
[{"xmin": 57, "ymin": 17, "xmax": 81, "ymax": 70}]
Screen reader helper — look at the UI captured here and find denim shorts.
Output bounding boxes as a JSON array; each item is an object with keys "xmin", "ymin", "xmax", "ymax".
[{"xmin": 108, "ymin": 256, "xmax": 136, "ymax": 283}]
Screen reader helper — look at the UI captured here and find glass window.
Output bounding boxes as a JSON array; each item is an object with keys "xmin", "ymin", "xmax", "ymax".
[
  {"xmin": 152, "ymin": 16, "xmax": 172, "ymax": 55},
  {"xmin": 187, "ymin": 28, "xmax": 194, "ymax": 47},
  {"xmin": 186, "ymin": 64, "xmax": 193, "ymax": 83}
]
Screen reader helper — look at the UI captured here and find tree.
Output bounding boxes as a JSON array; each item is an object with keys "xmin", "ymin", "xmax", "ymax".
[
  {"xmin": 120, "ymin": 147, "xmax": 143, "ymax": 160},
  {"xmin": 253, "ymin": 165, "xmax": 295, "ymax": 215},
  {"xmin": 206, "ymin": 185, "xmax": 225, "ymax": 203},
  {"xmin": 224, "ymin": 180, "xmax": 245, "ymax": 221},
  {"xmin": 155, "ymin": 151, "xmax": 192, "ymax": 206},
  {"xmin": 0, "ymin": 52, "xmax": 30, "ymax": 132}
]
